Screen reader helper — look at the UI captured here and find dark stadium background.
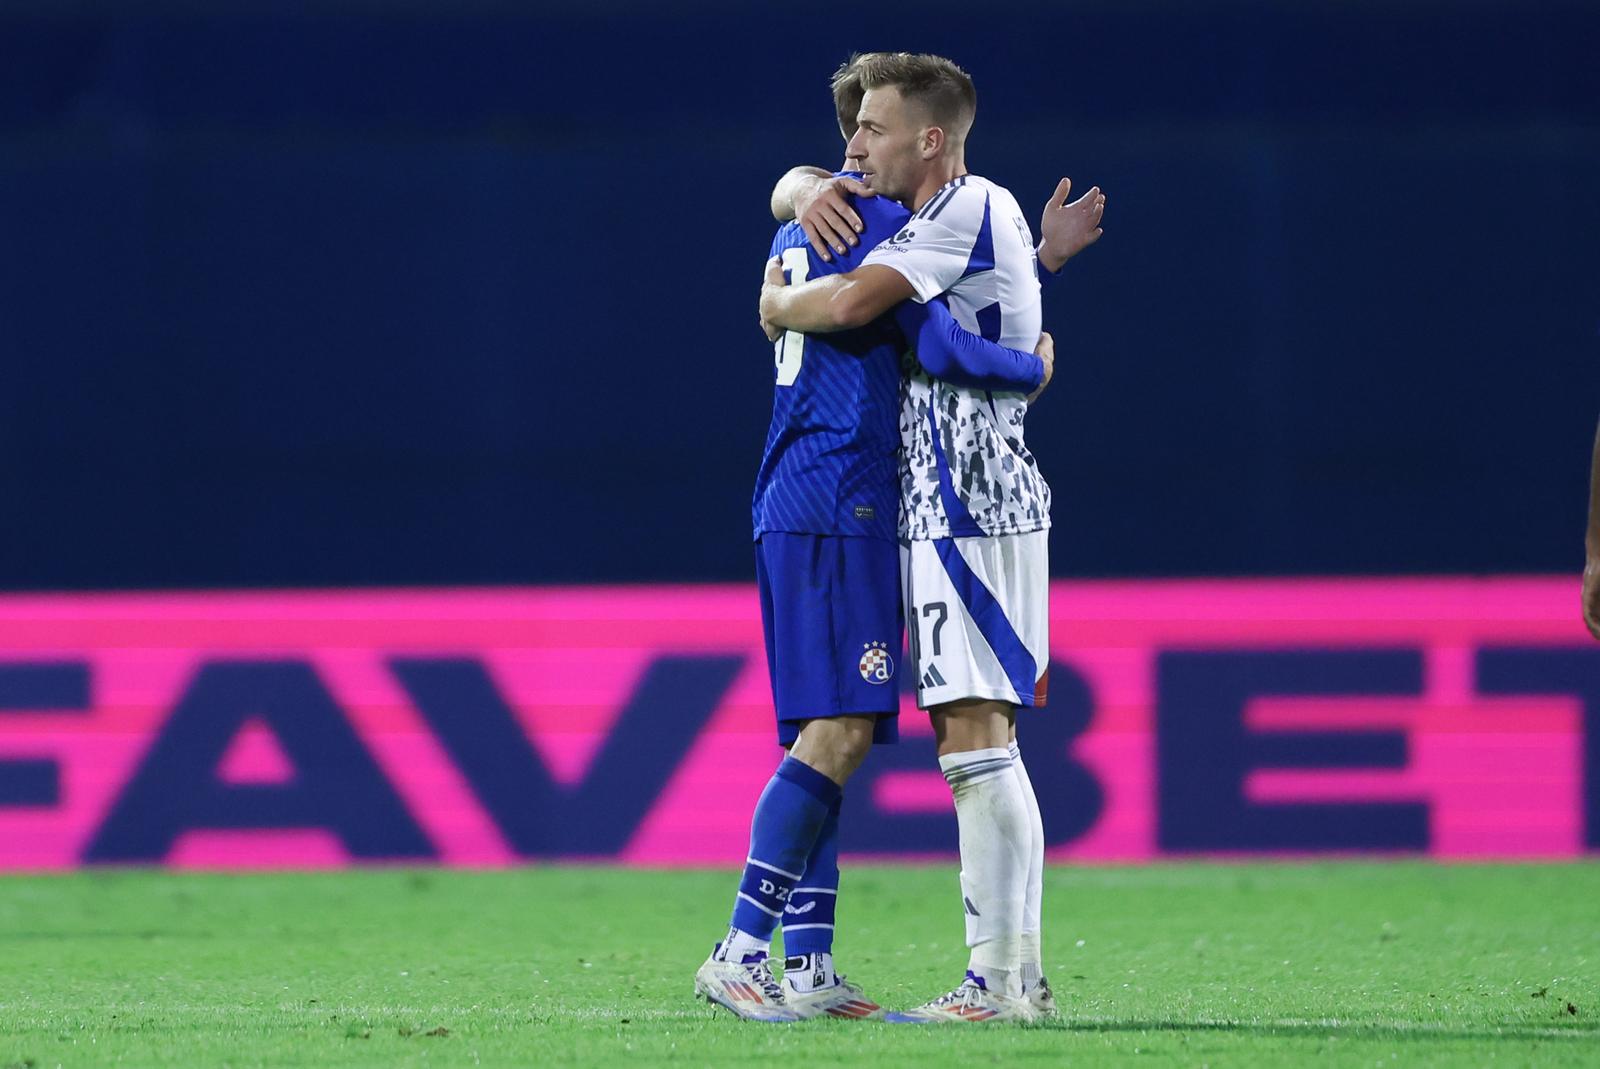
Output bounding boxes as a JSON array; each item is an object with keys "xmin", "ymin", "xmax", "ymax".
[
  {"xmin": 3, "ymin": 12, "xmax": 1598, "ymax": 1063},
  {"xmin": 3, "ymin": 0, "xmax": 1596, "ymax": 591}
]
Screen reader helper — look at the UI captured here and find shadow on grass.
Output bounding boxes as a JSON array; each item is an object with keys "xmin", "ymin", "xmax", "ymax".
[{"xmin": 1050, "ymin": 1018, "xmax": 1597, "ymax": 1043}]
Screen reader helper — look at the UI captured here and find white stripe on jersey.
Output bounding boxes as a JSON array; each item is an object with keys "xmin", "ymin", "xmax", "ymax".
[{"xmin": 863, "ymin": 174, "xmax": 1052, "ymax": 540}]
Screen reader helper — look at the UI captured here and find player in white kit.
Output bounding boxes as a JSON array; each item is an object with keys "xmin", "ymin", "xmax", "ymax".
[{"xmin": 760, "ymin": 52, "xmax": 1096, "ymax": 1023}]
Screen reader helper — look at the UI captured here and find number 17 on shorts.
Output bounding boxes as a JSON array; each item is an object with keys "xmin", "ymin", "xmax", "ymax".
[{"xmin": 901, "ymin": 530, "xmax": 1050, "ymax": 710}]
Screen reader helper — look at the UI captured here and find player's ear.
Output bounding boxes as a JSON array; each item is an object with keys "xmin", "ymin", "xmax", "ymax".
[{"xmin": 920, "ymin": 126, "xmax": 943, "ymax": 159}]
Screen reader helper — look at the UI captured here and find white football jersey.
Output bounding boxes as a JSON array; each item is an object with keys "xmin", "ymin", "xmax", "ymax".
[{"xmin": 862, "ymin": 174, "xmax": 1052, "ymax": 540}]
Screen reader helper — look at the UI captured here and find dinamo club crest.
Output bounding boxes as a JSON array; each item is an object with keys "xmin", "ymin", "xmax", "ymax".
[{"xmin": 858, "ymin": 641, "xmax": 894, "ymax": 685}]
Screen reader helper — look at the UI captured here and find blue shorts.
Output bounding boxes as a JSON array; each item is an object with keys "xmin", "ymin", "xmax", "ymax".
[{"xmin": 755, "ymin": 532, "xmax": 901, "ymax": 746}]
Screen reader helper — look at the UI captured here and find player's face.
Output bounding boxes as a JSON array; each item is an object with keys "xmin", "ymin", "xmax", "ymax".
[
  {"xmin": 845, "ymin": 87, "xmax": 927, "ymax": 204},
  {"xmin": 838, "ymin": 120, "xmax": 864, "ymax": 169}
]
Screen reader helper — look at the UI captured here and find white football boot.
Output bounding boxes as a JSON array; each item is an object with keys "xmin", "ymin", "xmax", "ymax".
[
  {"xmin": 884, "ymin": 972, "xmax": 1038, "ymax": 1024},
  {"xmin": 694, "ymin": 947, "xmax": 801, "ymax": 1023},
  {"xmin": 1025, "ymin": 975, "xmax": 1059, "ymax": 1019},
  {"xmin": 783, "ymin": 974, "xmax": 884, "ymax": 1020}
]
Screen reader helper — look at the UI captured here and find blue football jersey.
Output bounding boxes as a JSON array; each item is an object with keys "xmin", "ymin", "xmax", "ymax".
[{"xmin": 751, "ymin": 187, "xmax": 913, "ymax": 542}]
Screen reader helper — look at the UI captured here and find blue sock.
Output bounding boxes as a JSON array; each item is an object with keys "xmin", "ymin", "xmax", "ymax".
[
  {"xmin": 724, "ymin": 757, "xmax": 841, "ymax": 952},
  {"xmin": 783, "ymin": 795, "xmax": 841, "ymax": 958}
]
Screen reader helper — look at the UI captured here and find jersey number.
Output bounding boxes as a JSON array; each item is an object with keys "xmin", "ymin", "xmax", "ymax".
[
  {"xmin": 910, "ymin": 600, "xmax": 949, "ymax": 667},
  {"xmin": 774, "ymin": 248, "xmax": 810, "ymax": 387},
  {"xmin": 922, "ymin": 601, "xmax": 949, "ymax": 656}
]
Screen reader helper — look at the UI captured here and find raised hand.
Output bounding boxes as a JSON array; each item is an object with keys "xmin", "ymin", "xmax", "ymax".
[{"xmin": 1037, "ymin": 177, "xmax": 1105, "ymax": 273}]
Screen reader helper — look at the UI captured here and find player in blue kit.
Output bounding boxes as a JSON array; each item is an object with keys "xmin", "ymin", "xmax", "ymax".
[
  {"xmin": 759, "ymin": 53, "xmax": 1107, "ymax": 1024},
  {"xmin": 693, "ymin": 58, "xmax": 1054, "ymax": 1024}
]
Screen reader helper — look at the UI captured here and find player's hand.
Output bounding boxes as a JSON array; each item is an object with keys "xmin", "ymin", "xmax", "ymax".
[
  {"xmin": 1037, "ymin": 178, "xmax": 1105, "ymax": 274},
  {"xmin": 1584, "ymin": 551, "xmax": 1600, "ymax": 639},
  {"xmin": 759, "ymin": 256, "xmax": 787, "ymax": 341},
  {"xmin": 1026, "ymin": 331, "xmax": 1055, "ymax": 406},
  {"xmin": 795, "ymin": 175, "xmax": 875, "ymax": 263}
]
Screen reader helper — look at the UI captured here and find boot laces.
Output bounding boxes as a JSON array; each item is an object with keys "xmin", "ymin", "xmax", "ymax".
[
  {"xmin": 745, "ymin": 957, "xmax": 785, "ymax": 1002},
  {"xmin": 930, "ymin": 978, "xmax": 986, "ymax": 1011}
]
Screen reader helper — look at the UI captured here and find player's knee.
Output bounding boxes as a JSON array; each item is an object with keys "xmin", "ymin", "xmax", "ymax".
[
  {"xmin": 792, "ymin": 716, "xmax": 875, "ymax": 784},
  {"xmin": 931, "ymin": 699, "xmax": 1014, "ymax": 755},
  {"xmin": 835, "ymin": 725, "xmax": 873, "ymax": 766}
]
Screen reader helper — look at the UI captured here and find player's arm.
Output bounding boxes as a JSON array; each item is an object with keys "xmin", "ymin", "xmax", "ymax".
[
  {"xmin": 1583, "ymin": 416, "xmax": 1600, "ymax": 638},
  {"xmin": 760, "ymin": 261, "xmax": 915, "ymax": 335},
  {"xmin": 771, "ymin": 167, "xmax": 877, "ymax": 263},
  {"xmin": 771, "ymin": 166, "xmax": 831, "ymax": 220},
  {"xmin": 893, "ymin": 300, "xmax": 1046, "ymax": 395},
  {"xmin": 1037, "ymin": 177, "xmax": 1106, "ymax": 276}
]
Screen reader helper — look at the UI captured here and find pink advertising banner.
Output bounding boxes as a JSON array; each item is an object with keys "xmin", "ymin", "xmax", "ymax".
[{"xmin": 0, "ymin": 579, "xmax": 1593, "ymax": 869}]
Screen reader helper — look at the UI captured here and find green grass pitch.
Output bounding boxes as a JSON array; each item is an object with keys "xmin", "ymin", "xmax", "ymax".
[{"xmin": 1, "ymin": 862, "xmax": 1595, "ymax": 1067}]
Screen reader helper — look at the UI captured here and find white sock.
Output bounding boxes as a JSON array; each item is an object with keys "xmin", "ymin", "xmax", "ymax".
[
  {"xmin": 1010, "ymin": 740, "xmax": 1046, "ymax": 990},
  {"xmin": 939, "ymin": 746, "xmax": 1030, "ymax": 998},
  {"xmin": 717, "ymin": 926, "xmax": 769, "ymax": 962},
  {"xmin": 1020, "ymin": 935, "xmax": 1042, "ymax": 993},
  {"xmin": 782, "ymin": 952, "xmax": 836, "ymax": 993}
]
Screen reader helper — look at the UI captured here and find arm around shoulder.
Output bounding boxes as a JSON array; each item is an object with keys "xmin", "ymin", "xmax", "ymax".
[
  {"xmin": 894, "ymin": 301, "xmax": 1043, "ymax": 394},
  {"xmin": 761, "ymin": 263, "xmax": 918, "ymax": 334},
  {"xmin": 771, "ymin": 166, "xmax": 832, "ymax": 222}
]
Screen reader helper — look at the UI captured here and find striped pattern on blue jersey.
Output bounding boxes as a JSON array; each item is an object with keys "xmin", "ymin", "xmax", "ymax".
[{"xmin": 751, "ymin": 188, "xmax": 913, "ymax": 542}]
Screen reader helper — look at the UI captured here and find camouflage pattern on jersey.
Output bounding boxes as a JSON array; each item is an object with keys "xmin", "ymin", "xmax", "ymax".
[{"xmin": 898, "ymin": 357, "xmax": 1052, "ymax": 541}]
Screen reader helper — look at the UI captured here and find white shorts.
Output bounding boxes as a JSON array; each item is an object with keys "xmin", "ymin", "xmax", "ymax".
[{"xmin": 900, "ymin": 529, "xmax": 1050, "ymax": 710}]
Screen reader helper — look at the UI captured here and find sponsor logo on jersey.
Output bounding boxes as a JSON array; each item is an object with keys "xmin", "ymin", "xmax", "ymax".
[
  {"xmin": 858, "ymin": 641, "xmax": 893, "ymax": 684},
  {"xmin": 853, "ymin": 505, "xmax": 875, "ymax": 520},
  {"xmin": 886, "ymin": 228, "xmax": 917, "ymax": 246}
]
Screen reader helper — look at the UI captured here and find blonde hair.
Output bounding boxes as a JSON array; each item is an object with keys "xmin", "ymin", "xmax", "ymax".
[
  {"xmin": 830, "ymin": 52, "xmax": 882, "ymax": 138},
  {"xmin": 853, "ymin": 52, "xmax": 976, "ymax": 139}
]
